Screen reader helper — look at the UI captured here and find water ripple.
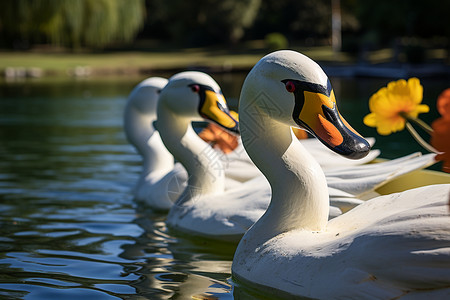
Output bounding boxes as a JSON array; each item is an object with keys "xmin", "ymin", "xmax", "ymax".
[{"xmin": 0, "ymin": 79, "xmax": 239, "ymax": 299}]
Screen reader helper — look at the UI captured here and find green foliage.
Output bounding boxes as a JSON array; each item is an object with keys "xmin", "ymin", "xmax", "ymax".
[
  {"xmin": 0, "ymin": 0, "xmax": 145, "ymax": 49},
  {"xmin": 0, "ymin": 0, "xmax": 448, "ymax": 54},
  {"xmin": 148, "ymin": 0, "xmax": 261, "ymax": 45},
  {"xmin": 350, "ymin": 0, "xmax": 450, "ymax": 45},
  {"xmin": 265, "ymin": 33, "xmax": 288, "ymax": 51},
  {"xmin": 251, "ymin": 0, "xmax": 333, "ymax": 42}
]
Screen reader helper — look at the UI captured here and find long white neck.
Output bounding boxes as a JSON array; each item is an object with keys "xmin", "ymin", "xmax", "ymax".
[
  {"xmin": 240, "ymin": 104, "xmax": 329, "ymax": 241},
  {"xmin": 157, "ymin": 104, "xmax": 225, "ymax": 205},
  {"xmin": 123, "ymin": 105, "xmax": 174, "ymax": 178}
]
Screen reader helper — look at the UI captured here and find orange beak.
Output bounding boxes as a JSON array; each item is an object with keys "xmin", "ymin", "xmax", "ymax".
[
  {"xmin": 294, "ymin": 89, "xmax": 370, "ymax": 159},
  {"xmin": 199, "ymin": 90, "xmax": 239, "ymax": 134}
]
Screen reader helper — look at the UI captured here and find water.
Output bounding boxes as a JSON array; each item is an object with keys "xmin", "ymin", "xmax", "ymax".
[{"xmin": 0, "ymin": 74, "xmax": 447, "ymax": 299}]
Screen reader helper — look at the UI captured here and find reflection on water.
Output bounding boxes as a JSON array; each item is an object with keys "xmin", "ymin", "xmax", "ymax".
[
  {"xmin": 0, "ymin": 77, "xmax": 235, "ymax": 299},
  {"xmin": 0, "ymin": 74, "xmax": 447, "ymax": 299}
]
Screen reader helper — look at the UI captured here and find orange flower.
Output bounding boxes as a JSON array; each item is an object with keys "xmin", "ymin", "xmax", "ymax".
[
  {"xmin": 199, "ymin": 123, "xmax": 239, "ymax": 154},
  {"xmin": 436, "ymin": 88, "xmax": 450, "ymax": 121},
  {"xmin": 363, "ymin": 78, "xmax": 429, "ymax": 135},
  {"xmin": 431, "ymin": 89, "xmax": 450, "ymax": 173}
]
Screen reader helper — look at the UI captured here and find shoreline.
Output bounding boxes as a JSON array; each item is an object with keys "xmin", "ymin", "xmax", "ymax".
[
  {"xmin": 1, "ymin": 47, "xmax": 449, "ymax": 80},
  {"xmin": 3, "ymin": 62, "xmax": 450, "ymax": 80}
]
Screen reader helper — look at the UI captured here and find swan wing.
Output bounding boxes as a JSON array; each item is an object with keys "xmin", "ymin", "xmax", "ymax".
[
  {"xmin": 139, "ymin": 163, "xmax": 188, "ymax": 211},
  {"xmin": 235, "ymin": 184, "xmax": 450, "ymax": 299},
  {"xmin": 301, "ymin": 137, "xmax": 379, "ymax": 169},
  {"xmin": 328, "ymin": 184, "xmax": 450, "ymax": 294},
  {"xmin": 222, "ymin": 141, "xmax": 263, "ymax": 183},
  {"xmin": 167, "ymin": 175, "xmax": 350, "ymax": 240},
  {"xmin": 325, "ymin": 153, "xmax": 436, "ymax": 196},
  {"xmin": 167, "ymin": 176, "xmax": 270, "ymax": 242}
]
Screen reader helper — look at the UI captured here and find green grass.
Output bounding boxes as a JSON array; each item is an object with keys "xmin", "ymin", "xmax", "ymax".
[
  {"xmin": 0, "ymin": 44, "xmax": 358, "ymax": 77},
  {"xmin": 1, "ymin": 43, "xmax": 445, "ymax": 78},
  {"xmin": 0, "ymin": 49, "xmax": 262, "ymax": 76}
]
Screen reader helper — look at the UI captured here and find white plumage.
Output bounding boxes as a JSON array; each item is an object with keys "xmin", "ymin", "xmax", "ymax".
[{"xmin": 231, "ymin": 50, "xmax": 450, "ymax": 298}]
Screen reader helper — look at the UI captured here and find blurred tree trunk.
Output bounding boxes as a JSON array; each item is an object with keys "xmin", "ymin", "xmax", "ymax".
[{"xmin": 331, "ymin": 0, "xmax": 341, "ymax": 52}]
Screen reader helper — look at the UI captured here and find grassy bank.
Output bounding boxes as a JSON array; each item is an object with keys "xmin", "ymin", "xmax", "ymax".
[
  {"xmin": 0, "ymin": 45, "xmax": 356, "ymax": 78},
  {"xmin": 0, "ymin": 43, "xmax": 447, "ymax": 78}
]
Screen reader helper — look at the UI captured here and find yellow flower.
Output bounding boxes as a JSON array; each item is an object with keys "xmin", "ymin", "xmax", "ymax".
[{"xmin": 363, "ymin": 78, "xmax": 430, "ymax": 135}]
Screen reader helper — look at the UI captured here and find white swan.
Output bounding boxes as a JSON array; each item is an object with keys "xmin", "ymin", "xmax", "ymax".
[
  {"xmin": 123, "ymin": 76, "xmax": 416, "ymax": 211},
  {"xmin": 231, "ymin": 50, "xmax": 450, "ymax": 298},
  {"xmin": 159, "ymin": 71, "xmax": 438, "ymax": 242},
  {"xmin": 158, "ymin": 72, "xmax": 360, "ymax": 240},
  {"xmin": 155, "ymin": 71, "xmax": 260, "ymax": 186},
  {"xmin": 124, "ymin": 76, "xmax": 261, "ymax": 210},
  {"xmin": 124, "ymin": 76, "xmax": 433, "ymax": 219},
  {"xmin": 124, "ymin": 77, "xmax": 188, "ymax": 210}
]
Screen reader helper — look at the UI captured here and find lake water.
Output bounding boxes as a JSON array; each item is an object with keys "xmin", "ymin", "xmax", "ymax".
[{"xmin": 0, "ymin": 73, "xmax": 447, "ymax": 299}]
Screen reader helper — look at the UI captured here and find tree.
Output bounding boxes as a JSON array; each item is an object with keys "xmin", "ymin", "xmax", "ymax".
[
  {"xmin": 0, "ymin": 0, "xmax": 145, "ymax": 49},
  {"xmin": 146, "ymin": 0, "xmax": 261, "ymax": 46},
  {"xmin": 248, "ymin": 0, "xmax": 333, "ymax": 43},
  {"xmin": 351, "ymin": 0, "xmax": 450, "ymax": 46}
]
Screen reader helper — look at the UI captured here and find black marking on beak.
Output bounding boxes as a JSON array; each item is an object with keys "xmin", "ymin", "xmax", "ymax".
[
  {"xmin": 283, "ymin": 79, "xmax": 333, "ymax": 128},
  {"xmin": 283, "ymin": 78, "xmax": 370, "ymax": 160},
  {"xmin": 322, "ymin": 104, "xmax": 371, "ymax": 159},
  {"xmin": 190, "ymin": 84, "xmax": 239, "ymax": 134},
  {"xmin": 189, "ymin": 84, "xmax": 216, "ymax": 114}
]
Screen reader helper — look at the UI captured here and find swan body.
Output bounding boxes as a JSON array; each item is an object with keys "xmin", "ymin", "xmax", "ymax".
[
  {"xmin": 156, "ymin": 71, "xmax": 262, "ymax": 216},
  {"xmin": 123, "ymin": 77, "xmax": 403, "ymax": 211},
  {"xmin": 234, "ymin": 184, "xmax": 450, "ymax": 299},
  {"xmin": 231, "ymin": 50, "xmax": 450, "ymax": 298},
  {"xmin": 125, "ymin": 77, "xmax": 265, "ymax": 210},
  {"xmin": 159, "ymin": 72, "xmax": 355, "ymax": 240},
  {"xmin": 124, "ymin": 77, "xmax": 188, "ymax": 210},
  {"xmin": 301, "ymin": 137, "xmax": 380, "ymax": 169},
  {"xmin": 122, "ymin": 76, "xmax": 380, "ymax": 208},
  {"xmin": 164, "ymin": 151, "xmax": 437, "ymax": 242},
  {"xmin": 326, "ymin": 151, "xmax": 436, "ymax": 199},
  {"xmin": 160, "ymin": 71, "xmax": 438, "ymax": 242}
]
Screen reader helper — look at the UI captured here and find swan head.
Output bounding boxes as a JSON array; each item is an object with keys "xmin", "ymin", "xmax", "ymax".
[
  {"xmin": 127, "ymin": 77, "xmax": 168, "ymax": 117},
  {"xmin": 158, "ymin": 71, "xmax": 239, "ymax": 133},
  {"xmin": 124, "ymin": 77, "xmax": 169, "ymax": 154},
  {"xmin": 241, "ymin": 50, "xmax": 370, "ymax": 159}
]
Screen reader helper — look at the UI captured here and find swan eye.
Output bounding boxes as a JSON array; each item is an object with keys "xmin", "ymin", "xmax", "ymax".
[
  {"xmin": 190, "ymin": 84, "xmax": 200, "ymax": 93},
  {"xmin": 285, "ymin": 81, "xmax": 296, "ymax": 93}
]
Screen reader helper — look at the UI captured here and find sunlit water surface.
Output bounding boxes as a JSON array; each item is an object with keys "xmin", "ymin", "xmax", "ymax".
[{"xmin": 0, "ymin": 74, "xmax": 446, "ymax": 299}]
